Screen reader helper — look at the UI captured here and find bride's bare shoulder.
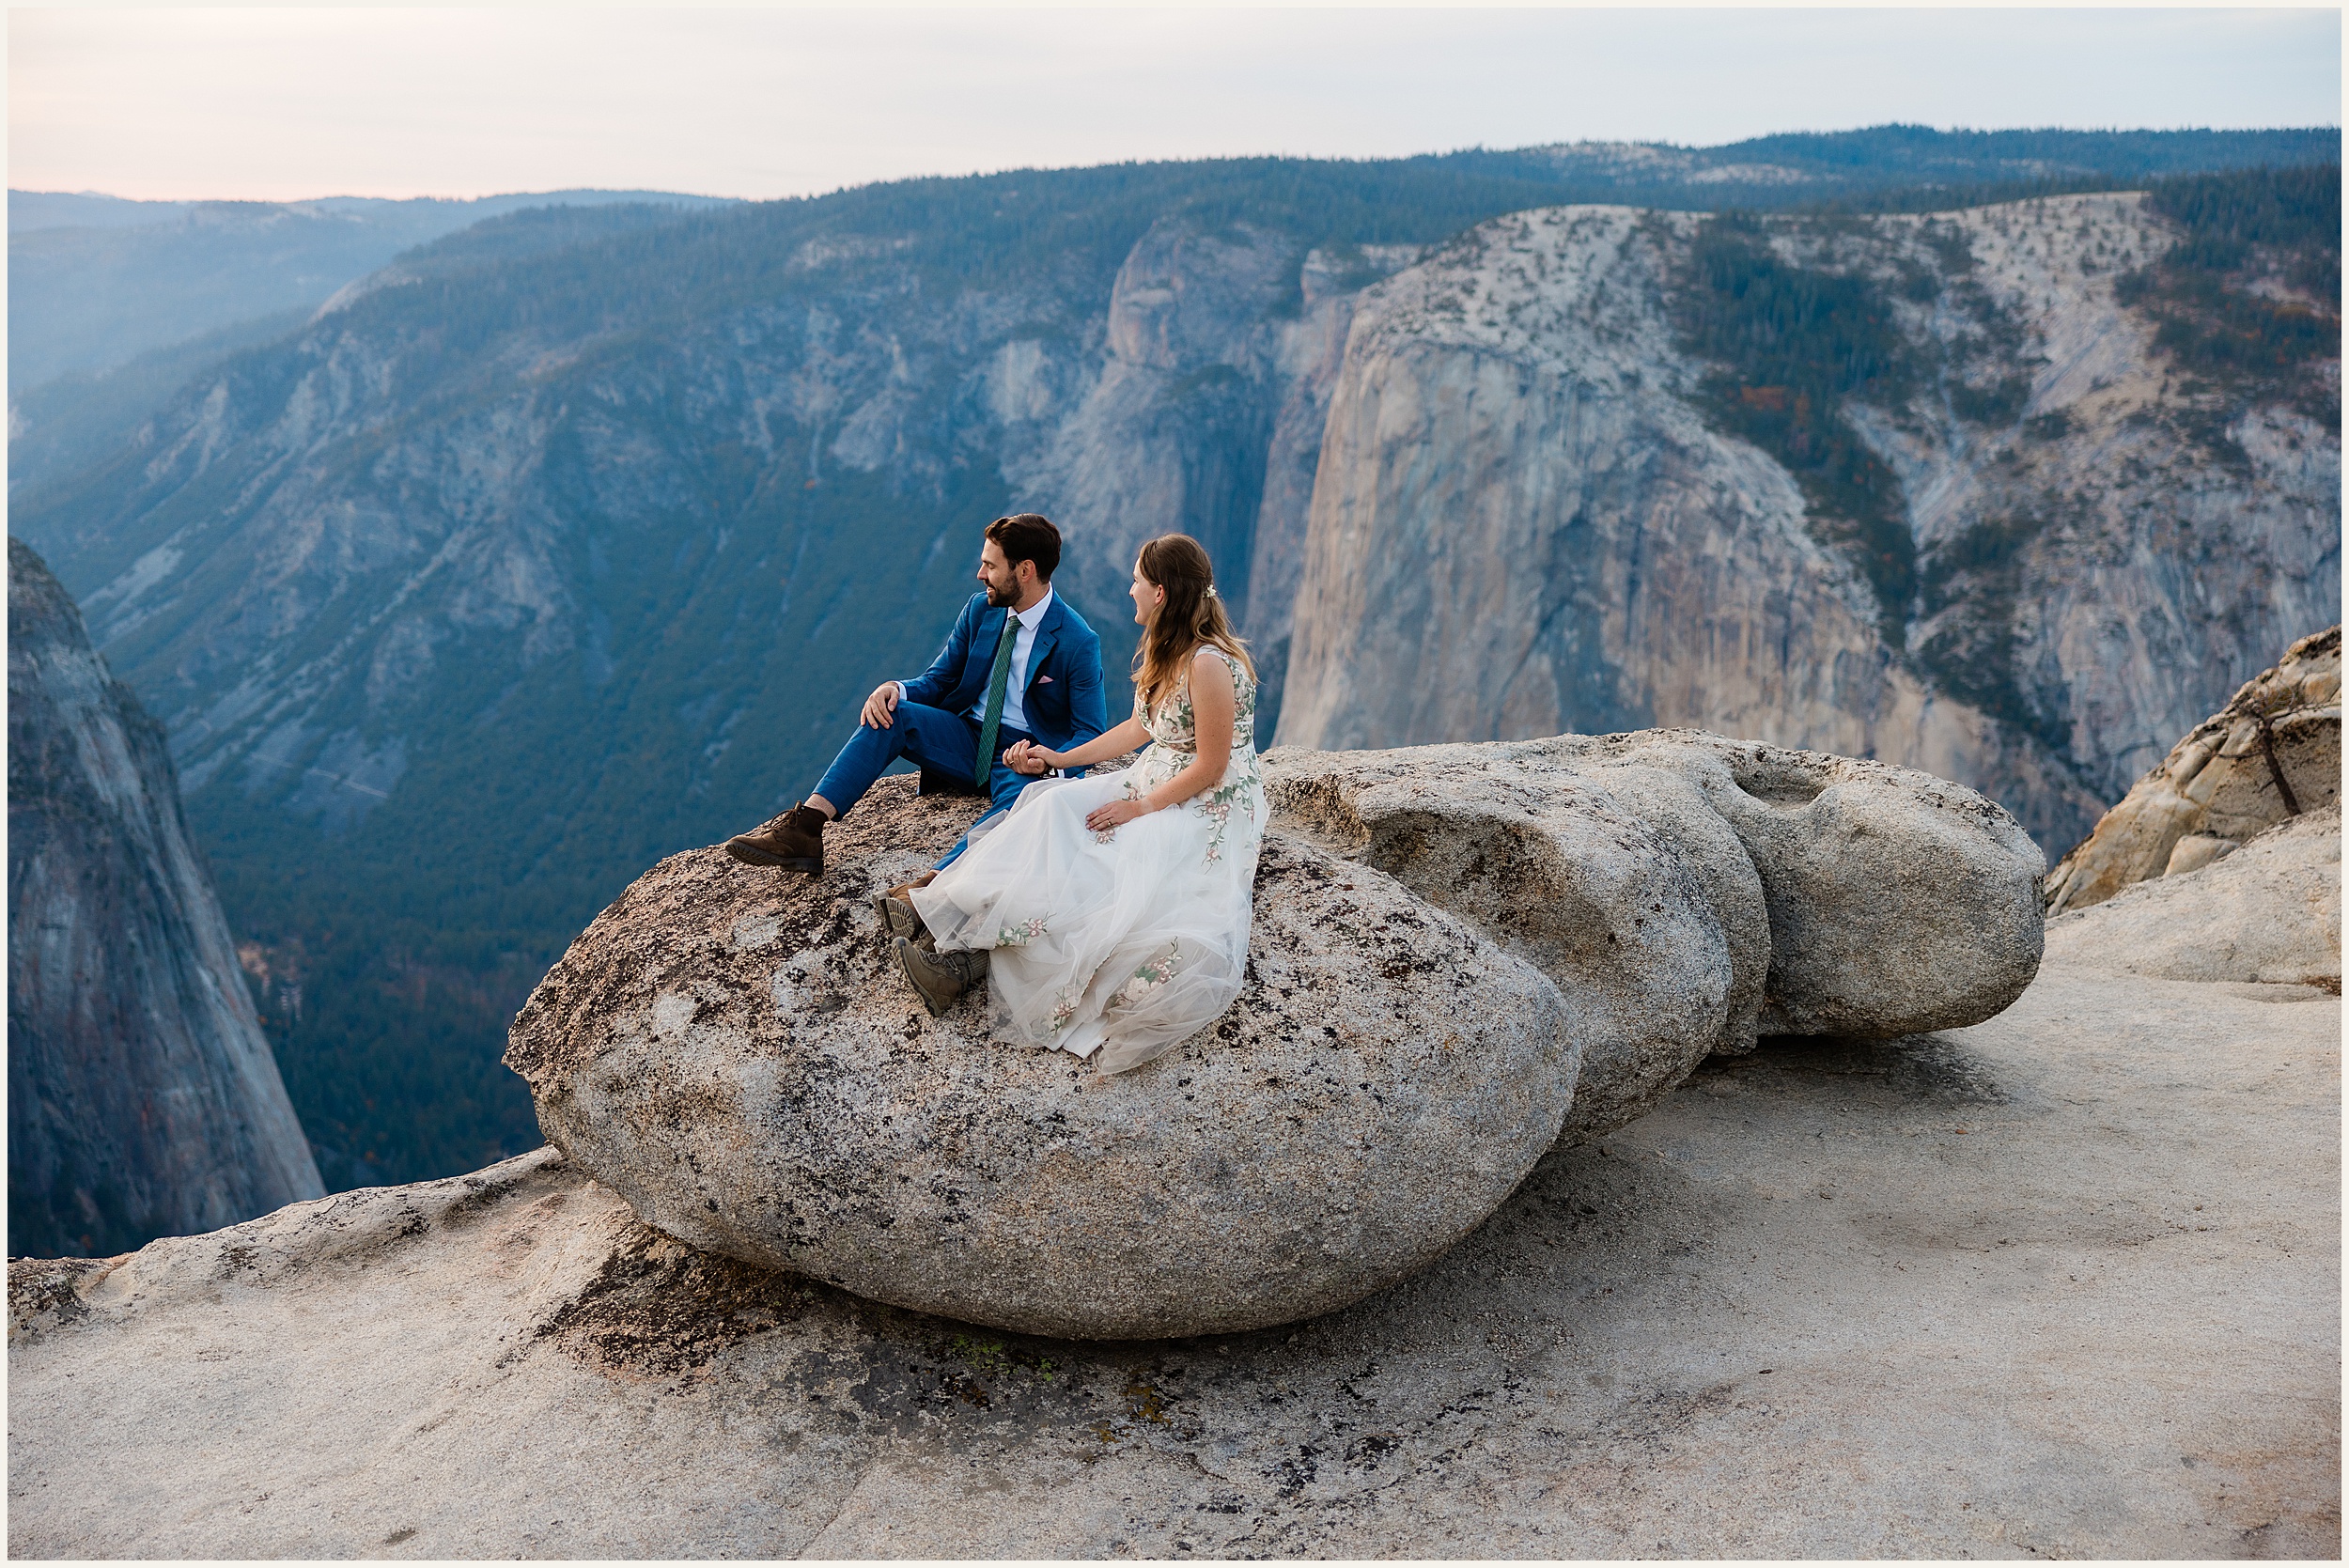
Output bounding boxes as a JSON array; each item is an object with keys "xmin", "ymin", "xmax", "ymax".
[{"xmin": 1187, "ymin": 646, "xmax": 1237, "ymax": 703}]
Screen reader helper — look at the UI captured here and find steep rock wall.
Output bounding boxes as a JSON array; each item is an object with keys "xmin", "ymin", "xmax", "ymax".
[
  {"xmin": 8, "ymin": 537, "xmax": 321, "ymax": 1256},
  {"xmin": 1277, "ymin": 195, "xmax": 2339, "ymax": 851}
]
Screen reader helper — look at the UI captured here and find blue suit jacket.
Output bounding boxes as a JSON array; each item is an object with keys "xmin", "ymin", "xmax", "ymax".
[{"xmin": 900, "ymin": 591, "xmax": 1110, "ymax": 779}]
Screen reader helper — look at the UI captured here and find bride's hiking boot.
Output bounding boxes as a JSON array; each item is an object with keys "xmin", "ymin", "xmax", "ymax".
[
  {"xmin": 725, "ymin": 803, "xmax": 827, "ymax": 872},
  {"xmin": 876, "ymin": 871, "xmax": 937, "ymax": 940},
  {"xmin": 896, "ymin": 937, "xmax": 986, "ymax": 1017}
]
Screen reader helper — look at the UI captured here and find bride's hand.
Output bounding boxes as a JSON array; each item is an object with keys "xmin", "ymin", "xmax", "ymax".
[
  {"xmin": 1084, "ymin": 797, "xmax": 1148, "ymax": 833},
  {"xmin": 1004, "ymin": 740, "xmax": 1058, "ymax": 776}
]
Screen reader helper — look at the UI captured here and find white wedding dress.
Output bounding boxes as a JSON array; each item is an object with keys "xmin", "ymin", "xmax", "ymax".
[{"xmin": 910, "ymin": 648, "xmax": 1265, "ymax": 1074}]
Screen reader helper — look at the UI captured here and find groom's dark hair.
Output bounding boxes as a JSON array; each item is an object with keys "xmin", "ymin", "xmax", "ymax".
[{"xmin": 986, "ymin": 513, "xmax": 1061, "ymax": 582}]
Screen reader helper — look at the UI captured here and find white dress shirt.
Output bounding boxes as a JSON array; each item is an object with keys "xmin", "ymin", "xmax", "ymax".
[{"xmin": 895, "ymin": 587, "xmax": 1055, "ymax": 735}]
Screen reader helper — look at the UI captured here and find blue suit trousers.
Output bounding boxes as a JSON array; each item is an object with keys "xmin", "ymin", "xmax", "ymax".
[{"xmin": 813, "ymin": 701, "xmax": 1043, "ymax": 868}]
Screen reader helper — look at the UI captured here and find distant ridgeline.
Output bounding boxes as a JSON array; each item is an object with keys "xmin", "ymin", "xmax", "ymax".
[{"xmin": 8, "ymin": 127, "xmax": 2337, "ymax": 1192}]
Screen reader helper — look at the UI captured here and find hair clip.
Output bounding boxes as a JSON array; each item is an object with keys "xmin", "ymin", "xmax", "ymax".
[{"xmin": 1204, "ymin": 585, "xmax": 1219, "ymax": 598}]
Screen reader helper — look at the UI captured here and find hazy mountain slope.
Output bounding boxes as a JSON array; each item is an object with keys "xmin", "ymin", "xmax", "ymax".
[
  {"xmin": 1277, "ymin": 187, "xmax": 2341, "ymax": 851},
  {"xmin": 7, "ymin": 187, "xmax": 737, "ymax": 387},
  {"xmin": 8, "ymin": 307, "xmax": 317, "ymax": 497},
  {"xmin": 9, "ymin": 140, "xmax": 2335, "ymax": 1191},
  {"xmin": 8, "ymin": 204, "xmax": 733, "ymax": 498},
  {"xmin": 8, "ymin": 538, "xmax": 322, "ymax": 1257},
  {"xmin": 8, "ymin": 190, "xmax": 205, "ymax": 231}
]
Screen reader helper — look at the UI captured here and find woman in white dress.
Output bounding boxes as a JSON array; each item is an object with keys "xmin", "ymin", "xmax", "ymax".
[{"xmin": 894, "ymin": 534, "xmax": 1265, "ymax": 1075}]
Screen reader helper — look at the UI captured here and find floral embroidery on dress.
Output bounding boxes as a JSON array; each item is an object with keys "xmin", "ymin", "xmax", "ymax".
[
  {"xmin": 1110, "ymin": 942, "xmax": 1187, "ymax": 1010},
  {"xmin": 1128, "ymin": 649, "xmax": 1263, "ymax": 867},
  {"xmin": 1190, "ymin": 773, "xmax": 1257, "ymax": 865},
  {"xmin": 1045, "ymin": 985, "xmax": 1081, "ymax": 1035},
  {"xmin": 997, "ymin": 916, "xmax": 1047, "ymax": 946},
  {"xmin": 1089, "ymin": 651, "xmax": 1265, "ymax": 860}
]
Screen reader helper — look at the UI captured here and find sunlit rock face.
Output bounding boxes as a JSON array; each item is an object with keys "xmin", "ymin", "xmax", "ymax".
[
  {"xmin": 2047, "ymin": 804, "xmax": 2341, "ymax": 987},
  {"xmin": 1277, "ymin": 196, "xmax": 2339, "ymax": 855}
]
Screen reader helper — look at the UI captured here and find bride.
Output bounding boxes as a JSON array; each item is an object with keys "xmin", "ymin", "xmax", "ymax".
[{"xmin": 890, "ymin": 534, "xmax": 1264, "ymax": 1074}]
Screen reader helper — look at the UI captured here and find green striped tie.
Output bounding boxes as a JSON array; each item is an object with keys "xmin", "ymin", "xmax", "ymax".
[{"xmin": 972, "ymin": 611, "xmax": 1020, "ymax": 790}]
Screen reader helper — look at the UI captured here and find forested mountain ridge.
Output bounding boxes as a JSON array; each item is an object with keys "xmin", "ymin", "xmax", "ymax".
[
  {"xmin": 12, "ymin": 128, "xmax": 2326, "ymax": 492},
  {"xmin": 9, "ymin": 136, "xmax": 2336, "ymax": 1190}
]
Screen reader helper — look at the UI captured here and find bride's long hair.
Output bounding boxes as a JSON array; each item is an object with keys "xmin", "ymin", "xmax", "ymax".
[{"xmin": 1133, "ymin": 534, "xmax": 1255, "ymax": 710}]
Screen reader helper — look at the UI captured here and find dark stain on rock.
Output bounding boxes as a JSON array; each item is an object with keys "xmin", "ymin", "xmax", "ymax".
[
  {"xmin": 529, "ymin": 1226, "xmax": 815, "ymax": 1377},
  {"xmin": 6, "ymin": 1254, "xmax": 117, "ymax": 1343}
]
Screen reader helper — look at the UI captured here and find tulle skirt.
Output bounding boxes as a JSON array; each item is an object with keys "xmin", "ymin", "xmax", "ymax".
[{"xmin": 910, "ymin": 745, "xmax": 1265, "ymax": 1074}]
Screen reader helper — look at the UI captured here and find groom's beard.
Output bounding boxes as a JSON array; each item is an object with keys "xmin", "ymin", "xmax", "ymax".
[{"xmin": 985, "ymin": 580, "xmax": 1018, "ymax": 607}]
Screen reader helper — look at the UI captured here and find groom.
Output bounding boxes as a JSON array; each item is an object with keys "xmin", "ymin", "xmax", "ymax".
[{"xmin": 724, "ymin": 512, "xmax": 1108, "ymax": 878}]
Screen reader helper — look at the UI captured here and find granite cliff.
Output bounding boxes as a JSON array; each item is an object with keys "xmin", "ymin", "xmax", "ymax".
[
  {"xmin": 1277, "ymin": 193, "xmax": 2339, "ymax": 852},
  {"xmin": 8, "ymin": 538, "xmax": 322, "ymax": 1255}
]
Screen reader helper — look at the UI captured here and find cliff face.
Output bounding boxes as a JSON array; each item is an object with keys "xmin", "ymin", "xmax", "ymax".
[
  {"xmin": 8, "ymin": 537, "xmax": 322, "ymax": 1257},
  {"xmin": 35, "ymin": 190, "xmax": 2331, "ymax": 877},
  {"xmin": 997, "ymin": 222, "xmax": 1420, "ymax": 723},
  {"xmin": 1276, "ymin": 194, "xmax": 2340, "ymax": 852}
]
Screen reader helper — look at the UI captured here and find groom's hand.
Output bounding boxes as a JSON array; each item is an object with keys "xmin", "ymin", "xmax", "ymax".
[
  {"xmin": 1004, "ymin": 740, "xmax": 1055, "ymax": 776},
  {"xmin": 860, "ymin": 682, "xmax": 901, "ymax": 729}
]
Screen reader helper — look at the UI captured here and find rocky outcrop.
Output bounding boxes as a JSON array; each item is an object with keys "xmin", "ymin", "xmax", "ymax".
[
  {"xmin": 505, "ymin": 777, "xmax": 1576, "ymax": 1341},
  {"xmin": 1265, "ymin": 730, "xmax": 2046, "ymax": 1138},
  {"xmin": 503, "ymin": 732, "xmax": 2043, "ymax": 1335},
  {"xmin": 1276, "ymin": 196, "xmax": 2339, "ymax": 855},
  {"xmin": 2045, "ymin": 626, "xmax": 2341, "ymax": 914},
  {"xmin": 2046, "ymin": 804, "xmax": 2341, "ymax": 986},
  {"xmin": 13, "ymin": 950, "xmax": 2341, "ymax": 1558},
  {"xmin": 8, "ymin": 538, "xmax": 321, "ymax": 1257}
]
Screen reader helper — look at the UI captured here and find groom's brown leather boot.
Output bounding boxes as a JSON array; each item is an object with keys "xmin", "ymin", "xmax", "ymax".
[
  {"xmin": 875, "ymin": 870, "xmax": 937, "ymax": 939},
  {"xmin": 896, "ymin": 937, "xmax": 987, "ymax": 1017},
  {"xmin": 724, "ymin": 803, "xmax": 827, "ymax": 872}
]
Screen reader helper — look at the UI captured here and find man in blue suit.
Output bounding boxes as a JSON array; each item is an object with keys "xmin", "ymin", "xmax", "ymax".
[{"xmin": 725, "ymin": 512, "xmax": 1108, "ymax": 880}]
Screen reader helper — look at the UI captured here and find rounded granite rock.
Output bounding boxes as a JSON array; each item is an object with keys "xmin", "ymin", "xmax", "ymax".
[
  {"xmin": 1264, "ymin": 728, "xmax": 2046, "ymax": 1140},
  {"xmin": 1262, "ymin": 741, "xmax": 1755, "ymax": 1141},
  {"xmin": 505, "ymin": 776, "xmax": 1578, "ymax": 1341}
]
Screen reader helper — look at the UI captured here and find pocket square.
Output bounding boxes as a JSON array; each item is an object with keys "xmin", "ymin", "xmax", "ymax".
[{"xmin": 1037, "ymin": 674, "xmax": 1054, "ymax": 683}]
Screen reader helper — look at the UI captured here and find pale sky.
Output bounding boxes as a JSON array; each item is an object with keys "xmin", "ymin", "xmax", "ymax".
[{"xmin": 8, "ymin": 5, "xmax": 2341, "ymax": 203}]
